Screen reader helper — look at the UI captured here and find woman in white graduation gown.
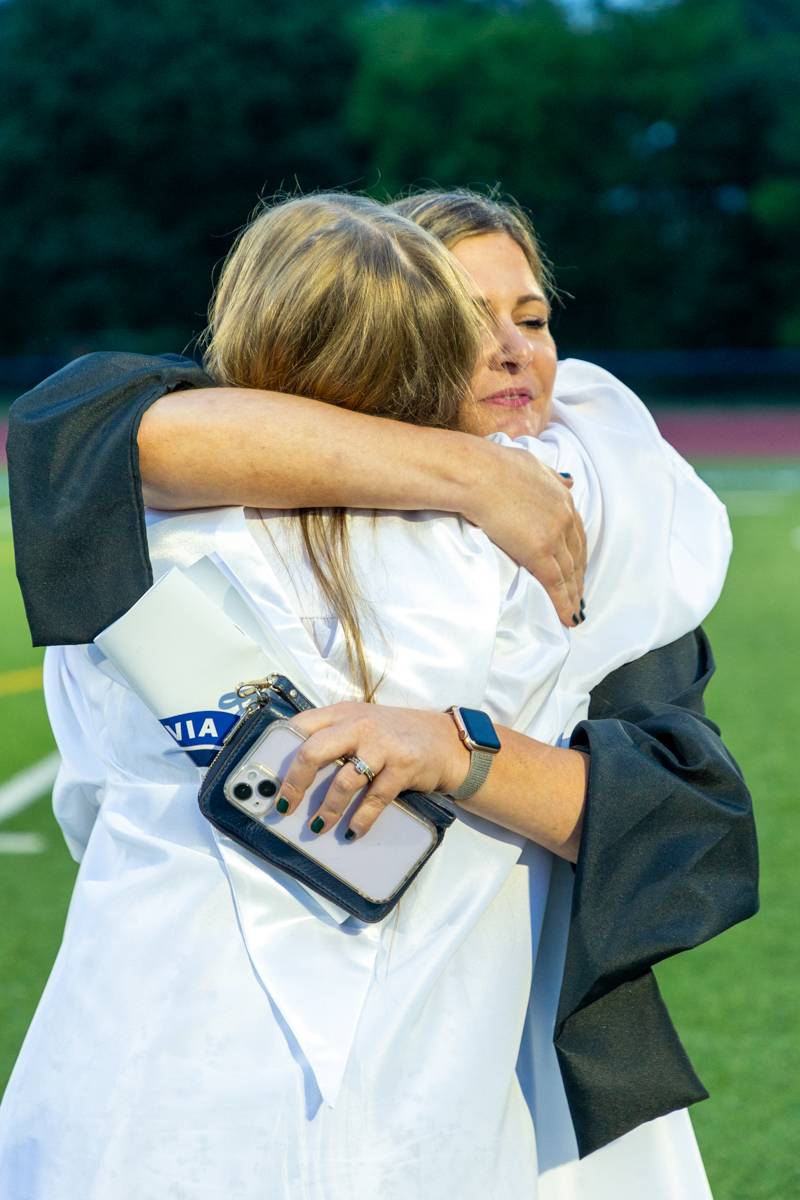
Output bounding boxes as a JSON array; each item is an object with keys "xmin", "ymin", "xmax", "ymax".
[{"xmin": 0, "ymin": 194, "xmax": 728, "ymax": 1199}]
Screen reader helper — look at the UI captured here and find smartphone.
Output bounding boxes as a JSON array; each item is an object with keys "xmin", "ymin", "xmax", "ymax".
[{"xmin": 223, "ymin": 719, "xmax": 439, "ymax": 903}]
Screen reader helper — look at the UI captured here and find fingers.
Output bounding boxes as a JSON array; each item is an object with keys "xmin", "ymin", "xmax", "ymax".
[
  {"xmin": 275, "ymin": 720, "xmax": 400, "ymax": 839},
  {"xmin": 275, "ymin": 725, "xmax": 353, "ymax": 817},
  {"xmin": 282, "ymin": 753, "xmax": 402, "ymax": 840},
  {"xmin": 345, "ymin": 768, "xmax": 406, "ymax": 839},
  {"xmin": 307, "ymin": 760, "xmax": 377, "ymax": 836},
  {"xmin": 534, "ymin": 541, "xmax": 582, "ymax": 627},
  {"xmin": 542, "ymin": 478, "xmax": 587, "ymax": 626}
]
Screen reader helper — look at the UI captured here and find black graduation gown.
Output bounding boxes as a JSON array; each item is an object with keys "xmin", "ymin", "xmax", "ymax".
[{"xmin": 6, "ymin": 353, "xmax": 759, "ymax": 1158}]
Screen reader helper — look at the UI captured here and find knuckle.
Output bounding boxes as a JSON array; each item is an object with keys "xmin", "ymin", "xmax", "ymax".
[
  {"xmin": 317, "ymin": 802, "xmax": 343, "ymax": 825},
  {"xmin": 543, "ymin": 568, "xmax": 566, "ymax": 592},
  {"xmin": 349, "ymin": 796, "xmax": 388, "ymax": 836},
  {"xmin": 330, "ymin": 773, "xmax": 355, "ymax": 799},
  {"xmin": 293, "ymin": 744, "xmax": 316, "ymax": 771},
  {"xmin": 395, "ymin": 747, "xmax": 417, "ymax": 773},
  {"xmin": 383, "ymin": 744, "xmax": 412, "ymax": 772},
  {"xmin": 355, "ymin": 715, "xmax": 378, "ymax": 739}
]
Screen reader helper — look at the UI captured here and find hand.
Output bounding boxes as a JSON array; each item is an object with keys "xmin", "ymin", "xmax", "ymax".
[
  {"xmin": 274, "ymin": 703, "xmax": 466, "ymax": 839},
  {"xmin": 464, "ymin": 440, "xmax": 587, "ymax": 627}
]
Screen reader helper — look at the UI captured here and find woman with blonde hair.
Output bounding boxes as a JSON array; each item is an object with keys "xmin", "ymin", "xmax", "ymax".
[{"xmin": 5, "ymin": 189, "xmax": 756, "ymax": 1198}]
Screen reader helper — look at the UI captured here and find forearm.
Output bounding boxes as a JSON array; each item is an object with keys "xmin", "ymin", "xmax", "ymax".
[
  {"xmin": 139, "ymin": 387, "xmax": 482, "ymax": 515},
  {"xmin": 435, "ymin": 715, "xmax": 588, "ymax": 862},
  {"xmin": 139, "ymin": 384, "xmax": 586, "ymax": 625}
]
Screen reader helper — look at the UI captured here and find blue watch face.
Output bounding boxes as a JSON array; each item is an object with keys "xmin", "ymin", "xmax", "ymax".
[{"xmin": 459, "ymin": 707, "xmax": 501, "ymax": 752}]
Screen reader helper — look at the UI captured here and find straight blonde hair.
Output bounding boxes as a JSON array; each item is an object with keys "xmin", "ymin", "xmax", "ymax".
[{"xmin": 202, "ymin": 193, "xmax": 484, "ymax": 699}]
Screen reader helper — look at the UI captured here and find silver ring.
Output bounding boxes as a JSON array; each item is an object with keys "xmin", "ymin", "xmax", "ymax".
[{"xmin": 343, "ymin": 754, "xmax": 376, "ymax": 785}]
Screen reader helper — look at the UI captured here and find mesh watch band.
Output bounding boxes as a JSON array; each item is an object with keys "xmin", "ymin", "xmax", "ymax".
[{"xmin": 450, "ymin": 748, "xmax": 495, "ymax": 801}]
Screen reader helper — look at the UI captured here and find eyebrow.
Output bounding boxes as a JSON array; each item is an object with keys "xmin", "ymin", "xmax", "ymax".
[
  {"xmin": 516, "ymin": 292, "xmax": 549, "ymax": 308},
  {"xmin": 475, "ymin": 293, "xmax": 551, "ymax": 316}
]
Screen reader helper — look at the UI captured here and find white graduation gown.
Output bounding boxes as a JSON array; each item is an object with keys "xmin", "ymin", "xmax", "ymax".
[{"xmin": 0, "ymin": 361, "xmax": 729, "ymax": 1199}]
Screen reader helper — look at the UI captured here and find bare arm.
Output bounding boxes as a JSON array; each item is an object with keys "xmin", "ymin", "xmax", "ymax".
[
  {"xmin": 451, "ymin": 723, "xmax": 587, "ymax": 861},
  {"xmin": 140, "ymin": 386, "xmax": 587, "ymax": 625}
]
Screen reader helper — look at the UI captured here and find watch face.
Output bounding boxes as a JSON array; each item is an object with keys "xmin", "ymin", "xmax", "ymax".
[{"xmin": 459, "ymin": 708, "xmax": 501, "ymax": 753}]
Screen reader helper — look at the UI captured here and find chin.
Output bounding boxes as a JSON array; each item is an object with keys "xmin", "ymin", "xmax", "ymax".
[
  {"xmin": 462, "ymin": 398, "xmax": 553, "ymax": 440},
  {"xmin": 488, "ymin": 405, "xmax": 550, "ymax": 440}
]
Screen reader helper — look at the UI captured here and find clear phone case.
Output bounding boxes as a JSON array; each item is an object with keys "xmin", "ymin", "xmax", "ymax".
[{"xmin": 224, "ymin": 720, "xmax": 438, "ymax": 903}]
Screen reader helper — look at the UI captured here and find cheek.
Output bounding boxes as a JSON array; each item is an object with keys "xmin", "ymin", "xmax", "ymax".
[{"xmin": 538, "ymin": 340, "xmax": 558, "ymax": 402}]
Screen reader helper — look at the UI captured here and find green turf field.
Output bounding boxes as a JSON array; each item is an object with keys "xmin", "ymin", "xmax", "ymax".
[{"xmin": 0, "ymin": 463, "xmax": 798, "ymax": 1198}]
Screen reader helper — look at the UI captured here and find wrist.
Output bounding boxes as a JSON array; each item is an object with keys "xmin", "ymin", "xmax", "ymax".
[
  {"xmin": 452, "ymin": 436, "xmax": 499, "ymax": 525},
  {"xmin": 432, "ymin": 711, "xmax": 471, "ymax": 795},
  {"xmin": 397, "ymin": 427, "xmax": 485, "ymax": 517}
]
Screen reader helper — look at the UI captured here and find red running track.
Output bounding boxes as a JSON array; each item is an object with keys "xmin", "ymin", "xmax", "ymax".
[
  {"xmin": 1, "ymin": 409, "xmax": 800, "ymax": 469},
  {"xmin": 652, "ymin": 407, "xmax": 800, "ymax": 458}
]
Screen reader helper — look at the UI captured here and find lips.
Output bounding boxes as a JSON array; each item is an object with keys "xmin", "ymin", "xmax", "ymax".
[{"xmin": 481, "ymin": 388, "xmax": 534, "ymax": 409}]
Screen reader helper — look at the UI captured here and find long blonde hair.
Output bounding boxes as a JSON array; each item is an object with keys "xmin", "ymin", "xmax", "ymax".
[{"xmin": 202, "ymin": 193, "xmax": 484, "ymax": 699}]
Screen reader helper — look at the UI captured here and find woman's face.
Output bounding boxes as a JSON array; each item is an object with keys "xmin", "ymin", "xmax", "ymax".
[{"xmin": 451, "ymin": 232, "xmax": 557, "ymax": 439}]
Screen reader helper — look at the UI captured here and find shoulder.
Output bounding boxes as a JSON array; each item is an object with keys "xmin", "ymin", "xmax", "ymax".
[
  {"xmin": 10, "ymin": 352, "xmax": 210, "ymax": 422},
  {"xmin": 553, "ymin": 358, "xmax": 661, "ymax": 441}
]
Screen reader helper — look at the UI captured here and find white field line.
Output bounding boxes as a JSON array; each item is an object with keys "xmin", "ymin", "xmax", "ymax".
[
  {"xmin": 719, "ymin": 490, "xmax": 789, "ymax": 517},
  {"xmin": 0, "ymin": 832, "xmax": 46, "ymax": 854},
  {"xmin": 0, "ymin": 752, "xmax": 60, "ymax": 823}
]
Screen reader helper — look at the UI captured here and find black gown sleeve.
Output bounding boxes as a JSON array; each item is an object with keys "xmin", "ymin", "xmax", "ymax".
[
  {"xmin": 557, "ymin": 628, "xmax": 759, "ymax": 1156},
  {"xmin": 8, "ymin": 351, "xmax": 213, "ymax": 646}
]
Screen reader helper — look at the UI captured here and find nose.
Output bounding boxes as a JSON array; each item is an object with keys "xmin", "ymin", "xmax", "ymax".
[{"xmin": 487, "ymin": 322, "xmax": 533, "ymax": 374}]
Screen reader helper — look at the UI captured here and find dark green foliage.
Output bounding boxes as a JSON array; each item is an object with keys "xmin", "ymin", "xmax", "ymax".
[
  {"xmin": 350, "ymin": 0, "xmax": 800, "ymax": 350},
  {"xmin": 0, "ymin": 0, "xmax": 797, "ymax": 353},
  {"xmin": 0, "ymin": 0, "xmax": 364, "ymax": 353}
]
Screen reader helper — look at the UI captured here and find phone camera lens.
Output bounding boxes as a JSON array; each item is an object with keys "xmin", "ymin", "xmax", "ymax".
[
  {"xmin": 258, "ymin": 779, "xmax": 277, "ymax": 799},
  {"xmin": 233, "ymin": 782, "xmax": 253, "ymax": 801}
]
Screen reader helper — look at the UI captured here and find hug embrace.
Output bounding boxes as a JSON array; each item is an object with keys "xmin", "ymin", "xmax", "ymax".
[{"xmin": 3, "ymin": 190, "xmax": 757, "ymax": 1199}]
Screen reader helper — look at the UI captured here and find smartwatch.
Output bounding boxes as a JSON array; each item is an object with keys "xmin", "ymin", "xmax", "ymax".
[{"xmin": 446, "ymin": 706, "xmax": 501, "ymax": 801}]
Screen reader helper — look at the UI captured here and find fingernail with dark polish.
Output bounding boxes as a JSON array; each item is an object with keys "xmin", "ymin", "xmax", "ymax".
[
  {"xmin": 580, "ymin": 597, "xmax": 586, "ymax": 611},
  {"xmin": 345, "ymin": 829, "xmax": 356, "ymax": 841},
  {"xmin": 559, "ymin": 472, "xmax": 573, "ymax": 479},
  {"xmin": 276, "ymin": 798, "xmax": 289, "ymax": 814},
  {"xmin": 310, "ymin": 816, "xmax": 325, "ymax": 834},
  {"xmin": 572, "ymin": 613, "xmax": 580, "ymax": 626},
  {"xmin": 580, "ymin": 611, "xmax": 587, "ymax": 623}
]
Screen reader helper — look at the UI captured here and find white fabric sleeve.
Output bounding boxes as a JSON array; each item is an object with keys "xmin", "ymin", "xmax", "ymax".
[
  {"xmin": 551, "ymin": 358, "xmax": 732, "ymax": 634},
  {"xmin": 43, "ymin": 645, "xmax": 113, "ymax": 863},
  {"xmin": 482, "ymin": 563, "xmax": 570, "ymax": 745},
  {"xmin": 486, "ymin": 360, "xmax": 732, "ymax": 733},
  {"xmin": 485, "ymin": 425, "xmax": 601, "ymax": 563}
]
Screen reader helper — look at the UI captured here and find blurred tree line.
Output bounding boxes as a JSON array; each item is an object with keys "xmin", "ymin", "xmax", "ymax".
[{"xmin": 0, "ymin": 0, "xmax": 797, "ymax": 355}]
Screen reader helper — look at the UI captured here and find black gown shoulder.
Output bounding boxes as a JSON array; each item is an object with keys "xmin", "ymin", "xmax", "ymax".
[{"xmin": 8, "ymin": 351, "xmax": 212, "ymax": 645}]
